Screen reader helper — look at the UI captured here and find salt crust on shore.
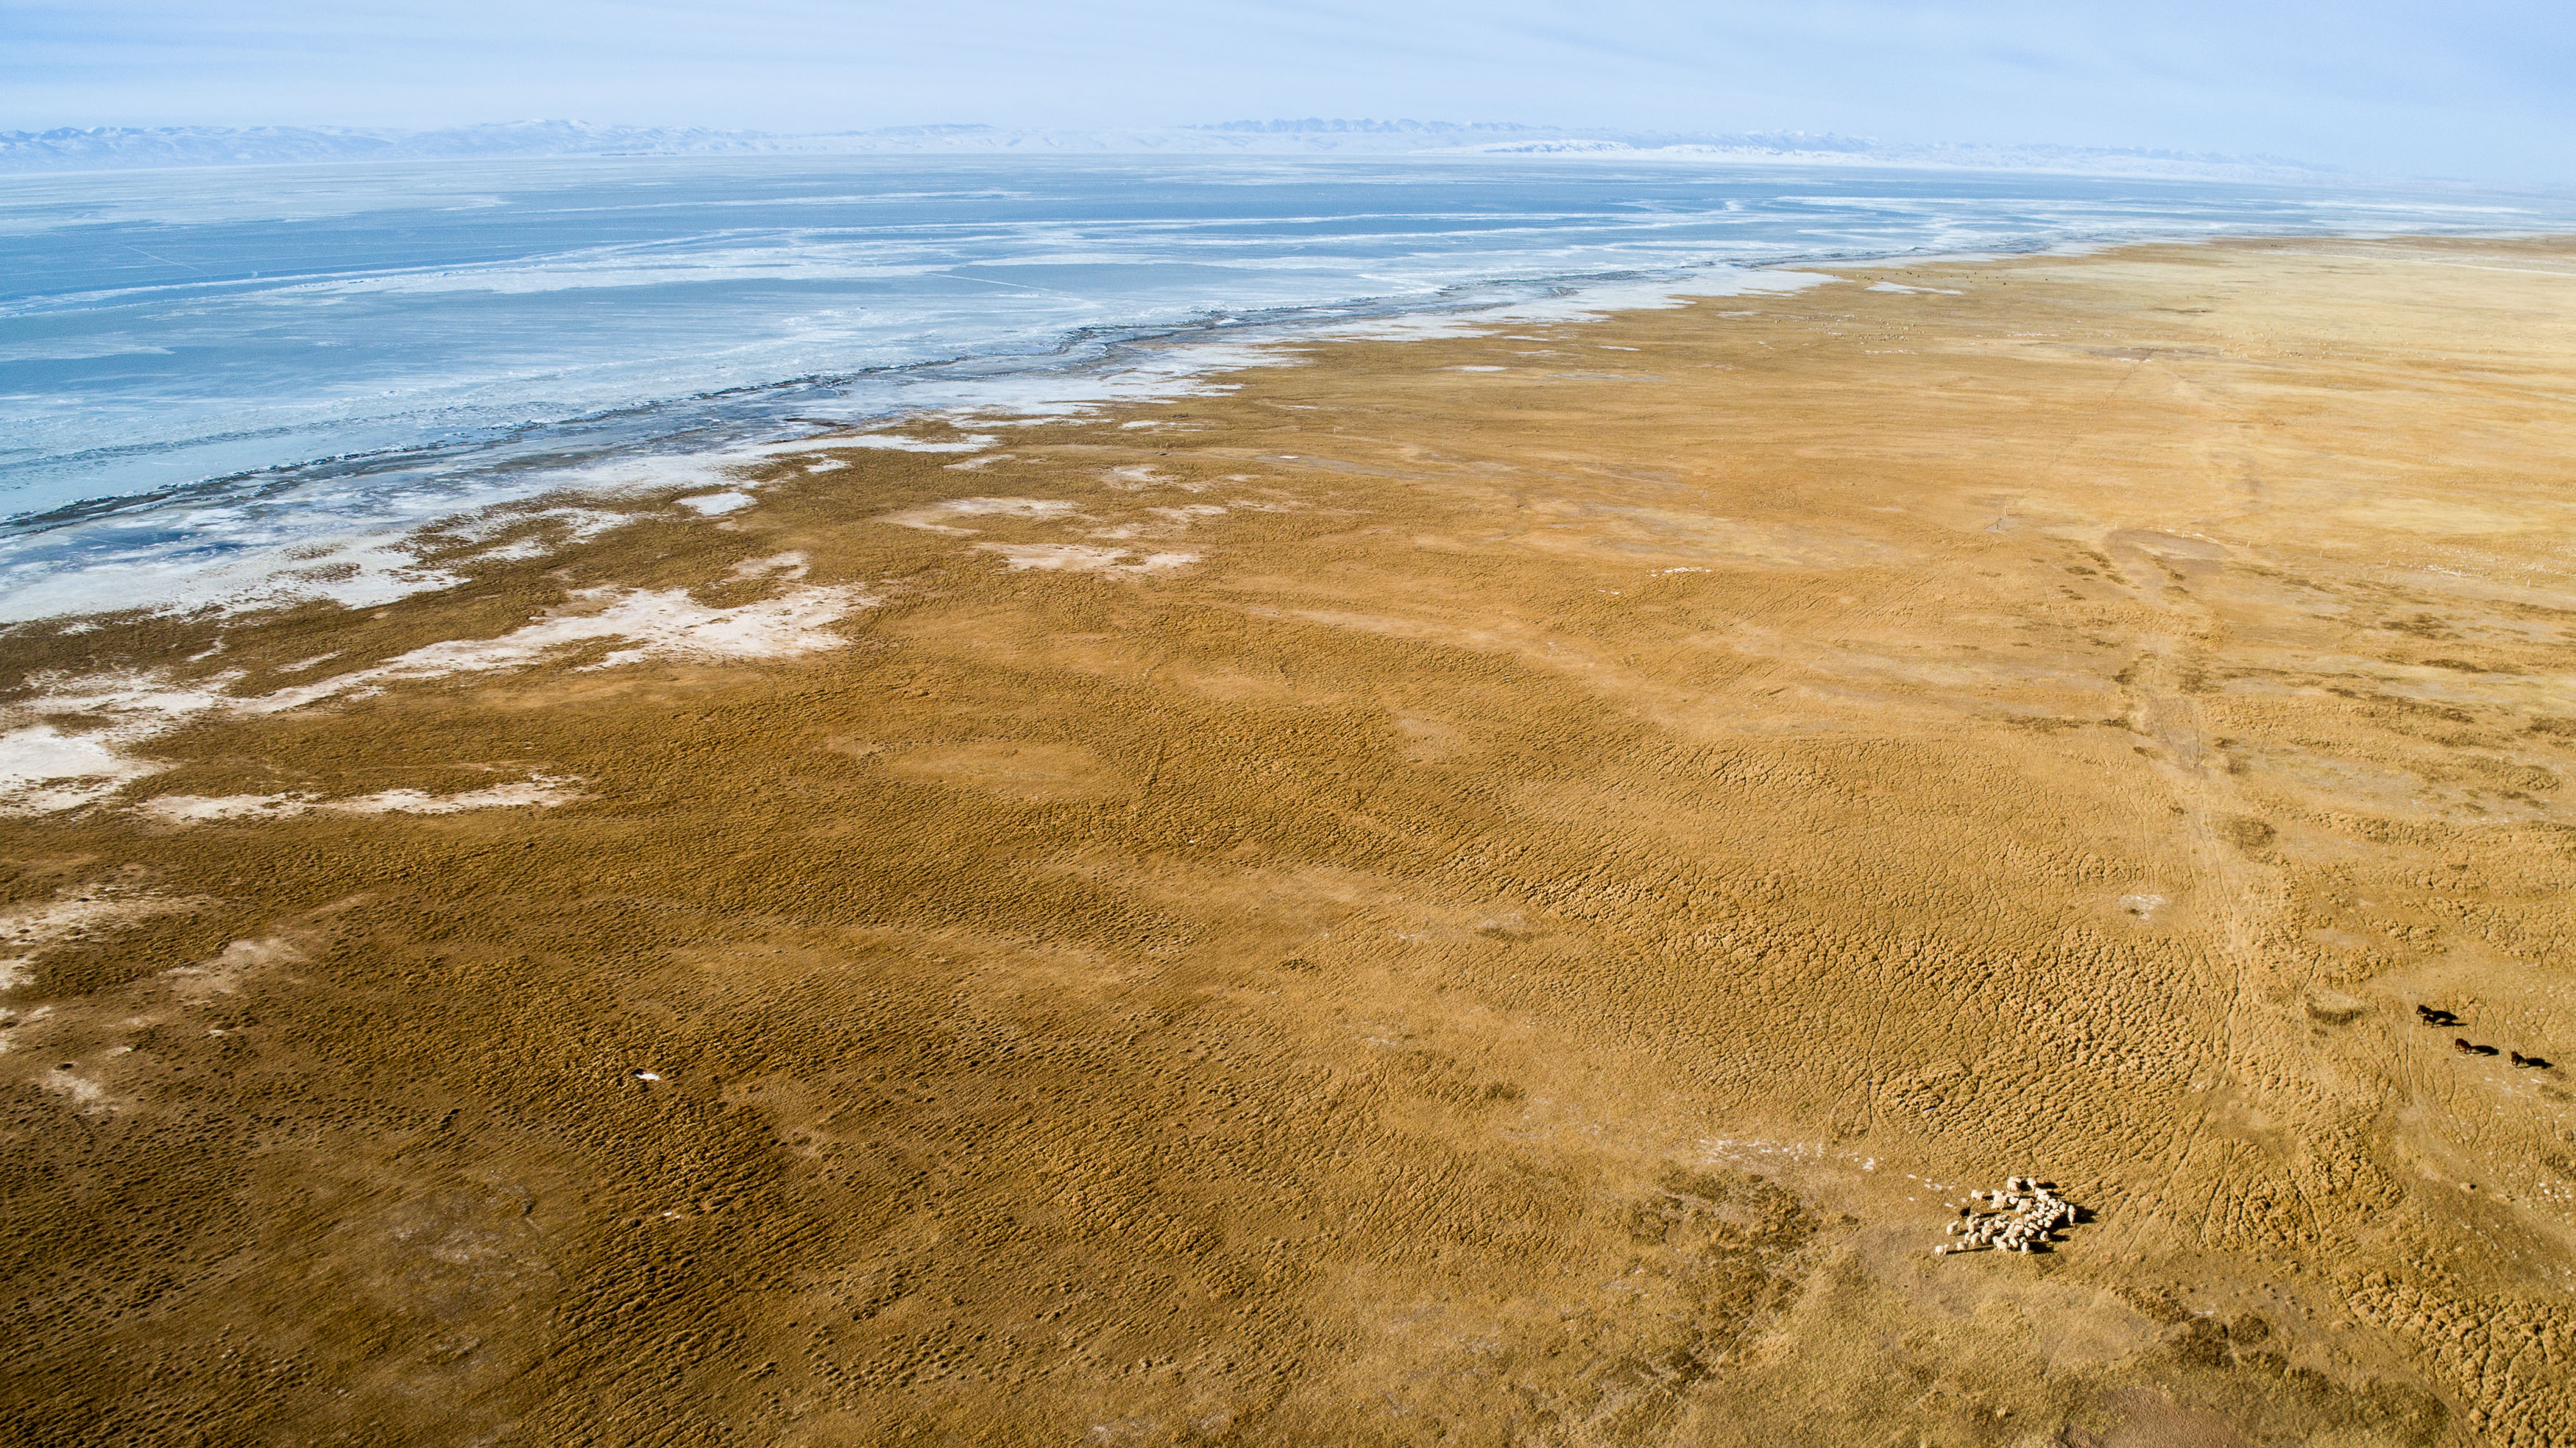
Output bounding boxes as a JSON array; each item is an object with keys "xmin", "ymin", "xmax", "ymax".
[{"xmin": 0, "ymin": 571, "xmax": 876, "ymax": 816}]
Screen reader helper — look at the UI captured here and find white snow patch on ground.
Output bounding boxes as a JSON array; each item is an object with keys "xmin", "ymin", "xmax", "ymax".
[
  {"xmin": 880, "ymin": 497, "xmax": 1083, "ymax": 534},
  {"xmin": 0, "ymin": 884, "xmax": 207, "ymax": 990},
  {"xmin": 472, "ymin": 540, "xmax": 558, "ymax": 562},
  {"xmin": 0, "ymin": 672, "xmax": 247, "ymax": 814},
  {"xmin": 138, "ymin": 794, "xmax": 311, "ymax": 823},
  {"xmin": 977, "ymin": 543, "xmax": 1197, "ymax": 575},
  {"xmin": 138, "ymin": 774, "xmax": 585, "ymax": 824},
  {"xmin": 0, "ymin": 726, "xmax": 167, "ymax": 815},
  {"xmin": 339, "ymin": 777, "xmax": 586, "ymax": 814},
  {"xmin": 538, "ymin": 453, "xmax": 767, "ymax": 497},
  {"xmin": 1317, "ymin": 267, "xmax": 1832, "ymax": 344},
  {"xmin": 0, "ymin": 463, "xmax": 757, "ymax": 624},
  {"xmin": 760, "ymin": 433, "xmax": 997, "ymax": 455},
  {"xmin": 0, "ymin": 530, "xmax": 470, "ymax": 626},
  {"xmin": 730, "ymin": 551, "xmax": 809, "ymax": 580},
  {"xmin": 677, "ymin": 491, "xmax": 757, "ymax": 515},
  {"xmin": 445, "ymin": 505, "xmax": 637, "ymax": 546},
  {"xmin": 164, "ymin": 936, "xmax": 305, "ymax": 998},
  {"xmin": 0, "ymin": 566, "xmax": 875, "ymax": 815},
  {"xmin": 40, "ymin": 1071, "xmax": 105, "ymax": 1107},
  {"xmin": 286, "ymin": 582, "xmax": 877, "ymax": 681},
  {"xmin": 441, "ymin": 506, "xmax": 644, "ymax": 563}
]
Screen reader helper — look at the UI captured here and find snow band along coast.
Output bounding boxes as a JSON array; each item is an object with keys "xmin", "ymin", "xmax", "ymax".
[{"xmin": 4, "ymin": 152, "xmax": 2570, "ymax": 623}]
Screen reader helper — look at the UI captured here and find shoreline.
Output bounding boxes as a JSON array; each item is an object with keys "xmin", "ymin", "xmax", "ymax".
[
  {"xmin": 7, "ymin": 232, "xmax": 2576, "ymax": 1442},
  {"xmin": 0, "ymin": 259, "xmax": 1825, "ymax": 623},
  {"xmin": 12, "ymin": 188, "xmax": 2576, "ymax": 626}
]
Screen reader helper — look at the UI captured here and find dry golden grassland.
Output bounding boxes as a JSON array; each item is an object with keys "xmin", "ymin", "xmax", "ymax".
[{"xmin": 4, "ymin": 236, "xmax": 2576, "ymax": 1446}]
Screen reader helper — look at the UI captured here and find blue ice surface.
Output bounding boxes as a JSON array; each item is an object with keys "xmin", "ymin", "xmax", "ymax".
[{"xmin": 1, "ymin": 153, "xmax": 2569, "ymax": 619}]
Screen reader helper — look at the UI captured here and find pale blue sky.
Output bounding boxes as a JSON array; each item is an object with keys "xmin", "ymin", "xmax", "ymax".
[{"xmin": 5, "ymin": 1, "xmax": 2571, "ymax": 179}]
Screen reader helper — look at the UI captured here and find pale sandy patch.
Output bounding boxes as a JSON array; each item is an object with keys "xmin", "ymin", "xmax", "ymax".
[
  {"xmin": 975, "ymin": 544, "xmax": 1198, "ymax": 575},
  {"xmin": 2333, "ymin": 497, "xmax": 2545, "ymax": 536},
  {"xmin": 881, "ymin": 741, "xmax": 1128, "ymax": 803},
  {"xmin": 1090, "ymin": 504, "xmax": 1225, "ymax": 543},
  {"xmin": 880, "ymin": 497, "xmax": 1084, "ymax": 534}
]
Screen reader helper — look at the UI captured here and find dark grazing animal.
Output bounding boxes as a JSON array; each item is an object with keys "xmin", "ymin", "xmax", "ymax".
[
  {"xmin": 2511, "ymin": 1052, "xmax": 2554, "ymax": 1070},
  {"xmin": 2455, "ymin": 1039, "xmax": 2499, "ymax": 1057},
  {"xmin": 2417, "ymin": 1005, "xmax": 2460, "ymax": 1026}
]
